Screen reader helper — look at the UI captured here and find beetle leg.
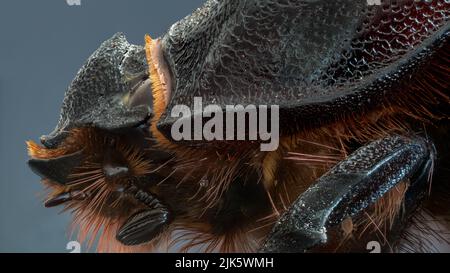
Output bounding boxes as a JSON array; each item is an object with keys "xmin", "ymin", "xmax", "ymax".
[
  {"xmin": 260, "ymin": 135, "xmax": 435, "ymax": 253},
  {"xmin": 116, "ymin": 185, "xmax": 172, "ymax": 246}
]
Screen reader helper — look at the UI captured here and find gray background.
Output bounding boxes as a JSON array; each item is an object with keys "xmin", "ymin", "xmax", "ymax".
[
  {"xmin": 0, "ymin": 0, "xmax": 203, "ymax": 252},
  {"xmin": 1, "ymin": 0, "xmax": 448, "ymax": 254}
]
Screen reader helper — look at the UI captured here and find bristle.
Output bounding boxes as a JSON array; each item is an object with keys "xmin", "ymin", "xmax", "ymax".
[
  {"xmin": 145, "ymin": 35, "xmax": 166, "ymax": 115},
  {"xmin": 26, "ymin": 140, "xmax": 72, "ymax": 159},
  {"xmin": 35, "ymin": 128, "xmax": 154, "ymax": 252},
  {"xmin": 144, "ymin": 35, "xmax": 176, "ymax": 149},
  {"xmin": 330, "ymin": 181, "xmax": 409, "ymax": 252},
  {"xmin": 116, "ymin": 142, "xmax": 152, "ymax": 176},
  {"xmin": 397, "ymin": 209, "xmax": 450, "ymax": 253},
  {"xmin": 168, "ymin": 222, "xmax": 259, "ymax": 253},
  {"xmin": 357, "ymin": 181, "xmax": 409, "ymax": 242}
]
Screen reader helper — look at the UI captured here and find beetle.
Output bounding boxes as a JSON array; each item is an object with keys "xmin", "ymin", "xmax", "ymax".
[{"xmin": 27, "ymin": 0, "xmax": 449, "ymax": 252}]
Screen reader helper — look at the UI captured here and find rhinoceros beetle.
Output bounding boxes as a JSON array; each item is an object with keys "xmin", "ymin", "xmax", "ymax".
[{"xmin": 27, "ymin": 0, "xmax": 449, "ymax": 252}]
